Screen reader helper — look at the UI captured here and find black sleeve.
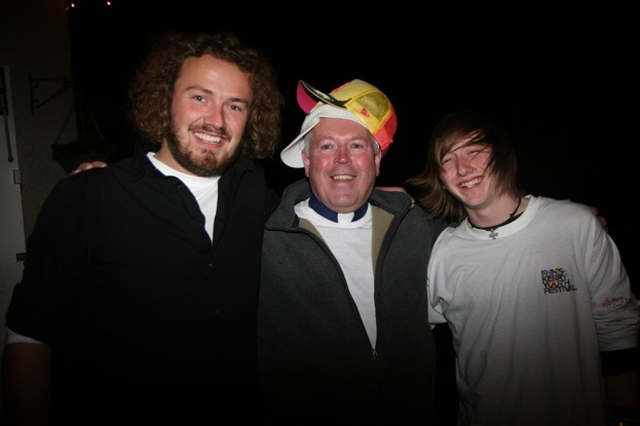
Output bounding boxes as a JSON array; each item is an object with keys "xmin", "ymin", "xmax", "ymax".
[{"xmin": 601, "ymin": 347, "xmax": 639, "ymax": 376}]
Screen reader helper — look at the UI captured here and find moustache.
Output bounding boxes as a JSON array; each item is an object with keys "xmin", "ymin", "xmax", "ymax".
[{"xmin": 190, "ymin": 124, "xmax": 230, "ymax": 140}]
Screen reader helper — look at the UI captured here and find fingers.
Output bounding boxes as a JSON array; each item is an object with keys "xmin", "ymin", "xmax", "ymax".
[
  {"xmin": 598, "ymin": 215, "xmax": 608, "ymax": 233},
  {"xmin": 70, "ymin": 161, "xmax": 108, "ymax": 176}
]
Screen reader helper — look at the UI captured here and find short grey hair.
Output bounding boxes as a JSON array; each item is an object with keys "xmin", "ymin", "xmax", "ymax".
[{"xmin": 302, "ymin": 130, "xmax": 380, "ymax": 156}]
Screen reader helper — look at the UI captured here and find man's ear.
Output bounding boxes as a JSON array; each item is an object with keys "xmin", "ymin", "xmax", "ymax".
[
  {"xmin": 374, "ymin": 150, "xmax": 382, "ymax": 177},
  {"xmin": 302, "ymin": 151, "xmax": 311, "ymax": 177}
]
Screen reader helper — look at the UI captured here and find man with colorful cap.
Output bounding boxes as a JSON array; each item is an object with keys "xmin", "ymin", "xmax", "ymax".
[{"xmin": 258, "ymin": 79, "xmax": 448, "ymax": 425}]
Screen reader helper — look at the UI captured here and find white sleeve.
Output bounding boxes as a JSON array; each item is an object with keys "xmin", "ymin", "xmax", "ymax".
[
  {"xmin": 427, "ymin": 252, "xmax": 448, "ymax": 325},
  {"xmin": 5, "ymin": 326, "xmax": 45, "ymax": 344},
  {"xmin": 427, "ymin": 282, "xmax": 448, "ymax": 325},
  {"xmin": 585, "ymin": 215, "xmax": 639, "ymax": 351}
]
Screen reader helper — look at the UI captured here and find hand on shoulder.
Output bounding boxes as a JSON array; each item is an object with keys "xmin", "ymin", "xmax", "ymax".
[{"xmin": 70, "ymin": 161, "xmax": 108, "ymax": 175}]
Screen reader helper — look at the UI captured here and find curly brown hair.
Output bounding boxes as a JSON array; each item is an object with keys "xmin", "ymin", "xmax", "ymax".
[{"xmin": 128, "ymin": 31, "xmax": 284, "ymax": 160}]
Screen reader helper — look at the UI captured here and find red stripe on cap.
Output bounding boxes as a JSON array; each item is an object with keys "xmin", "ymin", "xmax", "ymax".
[{"xmin": 296, "ymin": 81, "xmax": 318, "ymax": 113}]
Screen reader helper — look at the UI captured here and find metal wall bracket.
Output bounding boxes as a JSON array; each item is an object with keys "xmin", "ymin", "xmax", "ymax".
[{"xmin": 29, "ymin": 75, "xmax": 73, "ymax": 114}]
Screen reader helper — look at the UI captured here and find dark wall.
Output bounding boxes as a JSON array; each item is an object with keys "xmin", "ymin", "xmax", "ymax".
[{"xmin": 66, "ymin": 2, "xmax": 638, "ymax": 286}]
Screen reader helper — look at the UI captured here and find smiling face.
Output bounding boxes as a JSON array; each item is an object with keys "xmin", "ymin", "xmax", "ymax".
[
  {"xmin": 154, "ymin": 54, "xmax": 252, "ymax": 177},
  {"xmin": 440, "ymin": 131, "xmax": 498, "ymax": 211},
  {"xmin": 302, "ymin": 117, "xmax": 381, "ymax": 213}
]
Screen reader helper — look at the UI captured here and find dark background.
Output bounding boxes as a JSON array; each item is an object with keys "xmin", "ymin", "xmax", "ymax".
[{"xmin": 66, "ymin": 1, "xmax": 638, "ymax": 285}]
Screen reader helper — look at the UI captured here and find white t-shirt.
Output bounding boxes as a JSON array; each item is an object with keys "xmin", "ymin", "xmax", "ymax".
[
  {"xmin": 427, "ymin": 195, "xmax": 638, "ymax": 425},
  {"xmin": 148, "ymin": 153, "xmax": 220, "ymax": 241}
]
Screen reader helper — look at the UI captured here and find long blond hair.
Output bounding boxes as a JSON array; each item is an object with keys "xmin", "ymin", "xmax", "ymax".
[{"xmin": 406, "ymin": 110, "xmax": 519, "ymax": 223}]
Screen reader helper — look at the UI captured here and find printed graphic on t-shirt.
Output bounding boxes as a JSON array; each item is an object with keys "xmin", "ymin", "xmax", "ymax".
[
  {"xmin": 603, "ymin": 297, "xmax": 633, "ymax": 309},
  {"xmin": 541, "ymin": 268, "xmax": 577, "ymax": 294}
]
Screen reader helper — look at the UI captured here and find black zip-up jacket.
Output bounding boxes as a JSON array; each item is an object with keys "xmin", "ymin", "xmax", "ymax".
[
  {"xmin": 6, "ymin": 146, "xmax": 279, "ymax": 424},
  {"xmin": 258, "ymin": 179, "xmax": 448, "ymax": 425}
]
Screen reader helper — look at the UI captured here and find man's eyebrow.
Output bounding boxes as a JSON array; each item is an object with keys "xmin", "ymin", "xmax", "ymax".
[
  {"xmin": 229, "ymin": 97, "xmax": 250, "ymax": 105},
  {"xmin": 184, "ymin": 85, "xmax": 212, "ymax": 95},
  {"xmin": 185, "ymin": 85, "xmax": 249, "ymax": 104}
]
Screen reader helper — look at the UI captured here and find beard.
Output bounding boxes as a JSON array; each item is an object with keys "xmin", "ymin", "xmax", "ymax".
[{"xmin": 165, "ymin": 125, "xmax": 241, "ymax": 177}]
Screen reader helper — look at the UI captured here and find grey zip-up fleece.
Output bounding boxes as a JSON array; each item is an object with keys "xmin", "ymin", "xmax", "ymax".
[{"xmin": 258, "ymin": 178, "xmax": 448, "ymax": 425}]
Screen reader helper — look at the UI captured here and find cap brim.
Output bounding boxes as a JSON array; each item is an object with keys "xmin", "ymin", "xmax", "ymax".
[{"xmin": 280, "ymin": 104, "xmax": 368, "ymax": 169}]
